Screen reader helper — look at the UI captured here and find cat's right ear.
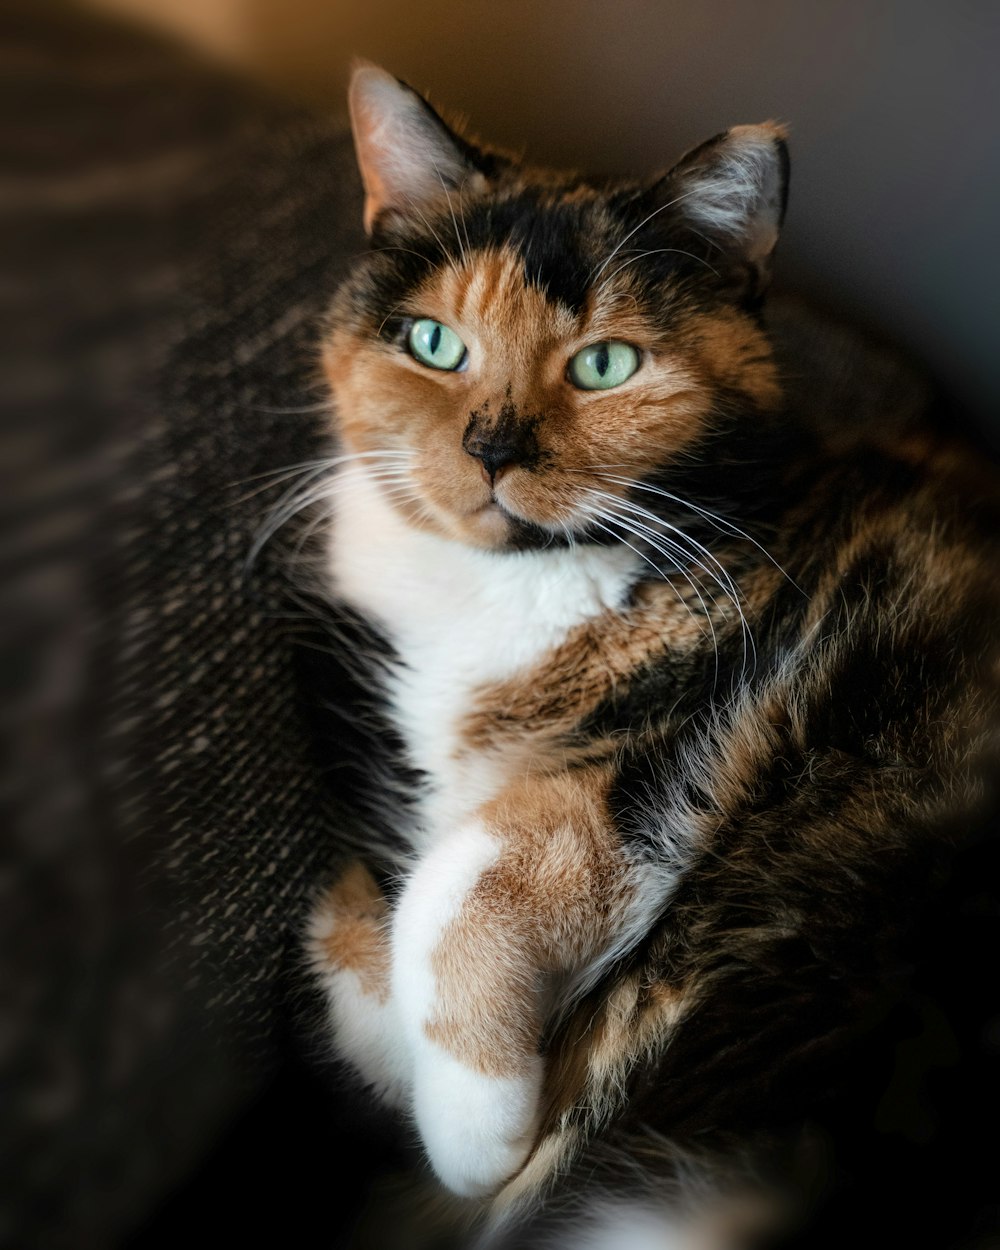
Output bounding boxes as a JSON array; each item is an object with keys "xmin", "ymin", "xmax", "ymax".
[{"xmin": 348, "ymin": 62, "xmax": 491, "ymax": 236}]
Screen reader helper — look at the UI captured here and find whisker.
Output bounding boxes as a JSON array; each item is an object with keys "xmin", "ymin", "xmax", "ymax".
[
  {"xmin": 583, "ymin": 495, "xmax": 725, "ymax": 677},
  {"xmin": 587, "ymin": 490, "xmax": 738, "ymax": 588},
  {"xmin": 578, "ymin": 503, "xmax": 718, "ymax": 666},
  {"xmin": 255, "ymin": 472, "xmax": 419, "ymax": 560},
  {"xmin": 412, "ymin": 201, "xmax": 462, "ymax": 277},
  {"xmin": 231, "ymin": 450, "xmax": 412, "ymax": 500},
  {"xmin": 596, "ymin": 246, "xmax": 719, "ymax": 297},
  {"xmin": 435, "ymin": 167, "xmax": 469, "ymax": 270},
  {"xmin": 456, "ymin": 177, "xmax": 473, "ymax": 258},
  {"xmin": 249, "ymin": 401, "xmax": 334, "ymax": 416},
  {"xmin": 374, "ymin": 244, "xmax": 439, "ymax": 268},
  {"xmin": 589, "ymin": 187, "xmax": 702, "ymax": 284},
  {"xmin": 584, "ymin": 479, "xmax": 761, "ymax": 680},
  {"xmin": 287, "ymin": 479, "xmax": 423, "ymax": 563},
  {"xmin": 597, "ymin": 473, "xmax": 801, "ymax": 590},
  {"xmin": 619, "ymin": 493, "xmax": 755, "ymax": 670},
  {"xmin": 246, "ymin": 451, "xmax": 416, "ymax": 569}
]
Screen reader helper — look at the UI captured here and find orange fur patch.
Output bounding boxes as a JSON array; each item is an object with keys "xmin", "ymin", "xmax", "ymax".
[
  {"xmin": 460, "ymin": 581, "xmax": 722, "ymax": 757},
  {"xmin": 424, "ymin": 767, "xmax": 632, "ymax": 1079},
  {"xmin": 312, "ymin": 861, "xmax": 391, "ymax": 1002}
]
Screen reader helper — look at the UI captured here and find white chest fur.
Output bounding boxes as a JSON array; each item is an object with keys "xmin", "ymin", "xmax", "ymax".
[{"xmin": 327, "ymin": 463, "xmax": 639, "ymax": 839}]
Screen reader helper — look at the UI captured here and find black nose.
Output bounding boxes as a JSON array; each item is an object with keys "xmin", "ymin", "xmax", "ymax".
[
  {"xmin": 462, "ymin": 412, "xmax": 540, "ymax": 485},
  {"xmin": 463, "ymin": 432, "xmax": 522, "ymax": 484}
]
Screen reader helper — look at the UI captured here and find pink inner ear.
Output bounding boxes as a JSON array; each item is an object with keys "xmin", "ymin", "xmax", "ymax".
[
  {"xmin": 347, "ymin": 64, "xmax": 474, "ymax": 236},
  {"xmin": 353, "ymin": 121, "xmax": 393, "ymax": 235},
  {"xmin": 348, "ymin": 74, "xmax": 400, "ymax": 233}
]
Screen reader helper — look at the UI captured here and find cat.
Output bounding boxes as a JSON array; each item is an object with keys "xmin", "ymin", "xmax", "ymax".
[{"xmin": 303, "ymin": 62, "xmax": 999, "ymax": 1248}]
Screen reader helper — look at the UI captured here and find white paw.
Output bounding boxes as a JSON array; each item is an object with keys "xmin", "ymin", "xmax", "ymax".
[
  {"xmin": 321, "ymin": 966, "xmax": 411, "ymax": 1108},
  {"xmin": 412, "ymin": 1047, "xmax": 544, "ymax": 1197}
]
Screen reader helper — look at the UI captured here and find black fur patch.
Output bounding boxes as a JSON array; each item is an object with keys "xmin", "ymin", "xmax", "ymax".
[{"xmin": 462, "ymin": 392, "xmax": 550, "ymax": 476}]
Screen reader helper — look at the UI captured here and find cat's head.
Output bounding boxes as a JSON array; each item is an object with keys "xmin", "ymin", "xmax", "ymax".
[{"xmin": 324, "ymin": 63, "xmax": 788, "ymax": 550}]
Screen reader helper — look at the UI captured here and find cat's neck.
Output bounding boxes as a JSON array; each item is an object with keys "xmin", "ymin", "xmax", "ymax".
[
  {"xmin": 328, "ymin": 460, "xmax": 640, "ymax": 666},
  {"xmin": 328, "ymin": 461, "xmax": 642, "ymax": 832}
]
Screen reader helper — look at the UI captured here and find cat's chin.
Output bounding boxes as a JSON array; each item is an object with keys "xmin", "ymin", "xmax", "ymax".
[
  {"xmin": 387, "ymin": 485, "xmax": 566, "ymax": 552},
  {"xmin": 433, "ymin": 501, "xmax": 563, "ymax": 553},
  {"xmin": 459, "ymin": 501, "xmax": 522, "ymax": 549}
]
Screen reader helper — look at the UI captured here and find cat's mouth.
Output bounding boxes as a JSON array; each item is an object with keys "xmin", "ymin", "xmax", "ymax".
[
  {"xmin": 462, "ymin": 493, "xmax": 530, "ymax": 545},
  {"xmin": 468, "ymin": 497, "xmax": 503, "ymax": 517},
  {"xmin": 387, "ymin": 458, "xmax": 586, "ymax": 550},
  {"xmin": 459, "ymin": 485, "xmax": 579, "ymax": 551}
]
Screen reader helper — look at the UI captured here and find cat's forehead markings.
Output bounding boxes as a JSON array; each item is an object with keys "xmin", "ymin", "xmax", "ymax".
[
  {"xmin": 452, "ymin": 189, "xmax": 603, "ymax": 314},
  {"xmin": 449, "ymin": 263, "xmax": 476, "ymax": 324},
  {"xmin": 422, "ymin": 248, "xmax": 581, "ymax": 345}
]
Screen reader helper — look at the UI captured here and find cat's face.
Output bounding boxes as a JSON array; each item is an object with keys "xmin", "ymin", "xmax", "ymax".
[{"xmin": 324, "ymin": 65, "xmax": 787, "ymax": 550}]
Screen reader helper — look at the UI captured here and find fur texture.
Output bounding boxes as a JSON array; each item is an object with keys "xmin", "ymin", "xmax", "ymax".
[{"xmin": 304, "ymin": 64, "xmax": 999, "ymax": 1247}]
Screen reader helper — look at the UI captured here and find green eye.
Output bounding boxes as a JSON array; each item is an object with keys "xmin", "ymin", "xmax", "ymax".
[
  {"xmin": 407, "ymin": 319, "xmax": 467, "ymax": 371},
  {"xmin": 567, "ymin": 341, "xmax": 640, "ymax": 390}
]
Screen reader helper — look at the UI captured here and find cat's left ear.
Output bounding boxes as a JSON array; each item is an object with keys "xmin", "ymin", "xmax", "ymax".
[
  {"xmin": 664, "ymin": 123, "xmax": 790, "ymax": 293},
  {"xmin": 348, "ymin": 62, "xmax": 494, "ymax": 235}
]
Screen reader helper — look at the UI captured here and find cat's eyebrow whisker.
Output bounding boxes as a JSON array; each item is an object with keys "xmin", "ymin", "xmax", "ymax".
[
  {"xmin": 596, "ymin": 247, "xmax": 719, "ymax": 298},
  {"xmin": 434, "ymin": 167, "xmax": 470, "ymax": 270},
  {"xmin": 374, "ymin": 243, "xmax": 438, "ymax": 266},
  {"xmin": 602, "ymin": 293, "xmax": 642, "ymax": 315},
  {"xmin": 589, "ymin": 186, "xmax": 702, "ymax": 284},
  {"xmin": 376, "ymin": 297, "xmax": 414, "ymax": 338},
  {"xmin": 455, "ymin": 177, "xmax": 474, "ymax": 259},
  {"xmin": 411, "ymin": 200, "xmax": 463, "ymax": 278}
]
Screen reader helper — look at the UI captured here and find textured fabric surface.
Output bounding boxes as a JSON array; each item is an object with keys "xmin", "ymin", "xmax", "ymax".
[{"xmin": 4, "ymin": 7, "xmax": 373, "ymax": 1244}]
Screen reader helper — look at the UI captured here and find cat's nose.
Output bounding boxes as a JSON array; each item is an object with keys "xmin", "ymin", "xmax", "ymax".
[
  {"xmin": 464, "ymin": 435, "xmax": 519, "ymax": 485},
  {"xmin": 462, "ymin": 422, "xmax": 539, "ymax": 486}
]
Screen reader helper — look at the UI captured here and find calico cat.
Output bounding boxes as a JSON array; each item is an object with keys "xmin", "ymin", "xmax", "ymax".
[{"xmin": 305, "ymin": 63, "xmax": 998, "ymax": 1248}]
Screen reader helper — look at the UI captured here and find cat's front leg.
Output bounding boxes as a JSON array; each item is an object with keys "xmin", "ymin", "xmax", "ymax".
[
  {"xmin": 391, "ymin": 820, "xmax": 540, "ymax": 1197},
  {"xmin": 392, "ymin": 769, "xmax": 641, "ymax": 1197},
  {"xmin": 309, "ymin": 861, "xmax": 411, "ymax": 1109}
]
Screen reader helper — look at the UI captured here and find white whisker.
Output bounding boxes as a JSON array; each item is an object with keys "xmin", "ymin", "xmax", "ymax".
[
  {"xmin": 589, "ymin": 187, "xmax": 702, "ymax": 285},
  {"xmin": 596, "ymin": 246, "xmax": 719, "ymax": 297},
  {"xmin": 596, "ymin": 473, "xmax": 800, "ymax": 590},
  {"xmin": 412, "ymin": 201, "xmax": 463, "ymax": 278},
  {"xmin": 584, "ymin": 504, "xmax": 726, "ymax": 694},
  {"xmin": 246, "ymin": 451, "xmax": 416, "ymax": 570},
  {"xmin": 582, "ymin": 476, "xmax": 763, "ymax": 682},
  {"xmin": 435, "ymin": 167, "xmax": 469, "ymax": 270},
  {"xmin": 582, "ymin": 496, "xmax": 725, "ymax": 682}
]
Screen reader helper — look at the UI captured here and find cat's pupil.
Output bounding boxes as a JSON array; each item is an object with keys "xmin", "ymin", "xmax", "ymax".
[
  {"xmin": 430, "ymin": 323, "xmax": 442, "ymax": 356},
  {"xmin": 595, "ymin": 345, "xmax": 610, "ymax": 377}
]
